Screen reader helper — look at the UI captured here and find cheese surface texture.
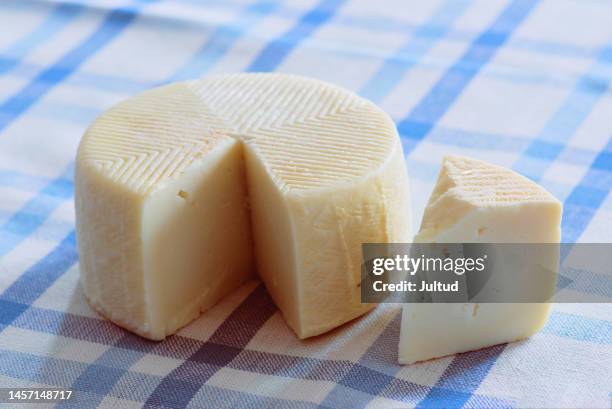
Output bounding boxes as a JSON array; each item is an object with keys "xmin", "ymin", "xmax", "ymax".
[
  {"xmin": 398, "ymin": 155, "xmax": 561, "ymax": 364},
  {"xmin": 75, "ymin": 74, "xmax": 411, "ymax": 340}
]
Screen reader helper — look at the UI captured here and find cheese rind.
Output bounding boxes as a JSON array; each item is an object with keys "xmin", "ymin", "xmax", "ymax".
[
  {"xmin": 398, "ymin": 155, "xmax": 561, "ymax": 364},
  {"xmin": 283, "ymin": 139, "xmax": 412, "ymax": 337},
  {"xmin": 75, "ymin": 73, "xmax": 412, "ymax": 340}
]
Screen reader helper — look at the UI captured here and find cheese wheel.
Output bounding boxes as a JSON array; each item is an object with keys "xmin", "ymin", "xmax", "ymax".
[{"xmin": 75, "ymin": 73, "xmax": 411, "ymax": 340}]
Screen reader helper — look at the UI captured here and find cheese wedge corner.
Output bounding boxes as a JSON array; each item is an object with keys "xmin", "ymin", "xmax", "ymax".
[{"xmin": 398, "ymin": 155, "xmax": 561, "ymax": 365}]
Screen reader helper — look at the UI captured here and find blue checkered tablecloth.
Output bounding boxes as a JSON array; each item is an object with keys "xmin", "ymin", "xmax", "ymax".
[{"xmin": 0, "ymin": 0, "xmax": 611, "ymax": 408}]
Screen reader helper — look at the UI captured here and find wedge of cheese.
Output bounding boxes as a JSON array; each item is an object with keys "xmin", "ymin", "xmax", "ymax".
[
  {"xmin": 398, "ymin": 155, "xmax": 561, "ymax": 364},
  {"xmin": 75, "ymin": 73, "xmax": 412, "ymax": 340}
]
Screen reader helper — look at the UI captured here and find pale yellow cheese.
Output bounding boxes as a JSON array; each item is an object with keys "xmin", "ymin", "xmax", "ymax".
[
  {"xmin": 398, "ymin": 155, "xmax": 561, "ymax": 364},
  {"xmin": 75, "ymin": 74, "xmax": 412, "ymax": 340}
]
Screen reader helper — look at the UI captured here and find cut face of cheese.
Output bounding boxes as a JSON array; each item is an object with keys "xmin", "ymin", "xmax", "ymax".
[
  {"xmin": 398, "ymin": 155, "xmax": 561, "ymax": 365},
  {"xmin": 75, "ymin": 74, "xmax": 412, "ymax": 340}
]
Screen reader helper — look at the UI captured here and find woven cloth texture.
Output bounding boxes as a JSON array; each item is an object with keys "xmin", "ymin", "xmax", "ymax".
[{"xmin": 0, "ymin": 0, "xmax": 611, "ymax": 408}]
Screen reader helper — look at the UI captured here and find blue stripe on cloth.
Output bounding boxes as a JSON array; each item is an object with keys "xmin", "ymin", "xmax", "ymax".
[
  {"xmin": 29, "ymin": 99, "xmax": 102, "ymax": 125},
  {"xmin": 1, "ymin": 226, "xmax": 105, "ymax": 409},
  {"xmin": 0, "ymin": 38, "xmax": 591, "ymax": 114},
  {"xmin": 359, "ymin": 0, "xmax": 471, "ymax": 103},
  {"xmin": 318, "ymin": 312, "xmax": 516, "ymax": 409},
  {"xmin": 144, "ymin": 285, "xmax": 277, "ymax": 408},
  {"xmin": 319, "ymin": 312, "xmax": 416, "ymax": 409},
  {"xmin": 0, "ymin": 169, "xmax": 66, "ymax": 193},
  {"xmin": 542, "ymin": 311, "xmax": 612, "ymax": 345},
  {"xmin": 15, "ymin": 307, "xmax": 127, "ymax": 345},
  {"xmin": 0, "ymin": 166, "xmax": 73, "ymax": 258},
  {"xmin": 4, "ymin": 302, "xmax": 605, "ymax": 374},
  {"xmin": 397, "ymin": 0, "xmax": 539, "ymax": 153},
  {"xmin": 56, "ymin": 348, "xmax": 149, "ymax": 409},
  {"xmin": 0, "ymin": 349, "xmax": 161, "ymax": 407},
  {"xmin": 0, "ymin": 2, "xmax": 143, "ymax": 260},
  {"xmin": 557, "ymin": 264, "xmax": 612, "ymax": 299},
  {"xmin": 177, "ymin": 0, "xmax": 606, "ymax": 63},
  {"xmin": 0, "ymin": 58, "xmax": 151, "ymax": 94},
  {"xmin": 0, "ymin": 4, "xmax": 84, "ymax": 75},
  {"xmin": 0, "ymin": 230, "xmax": 77, "ymax": 305},
  {"xmin": 0, "ymin": 7, "xmax": 139, "ymax": 133},
  {"xmin": 0, "ymin": 348, "xmax": 329, "ymax": 409},
  {"xmin": 0, "ymin": 308, "xmax": 604, "ymax": 407},
  {"xmin": 415, "ymin": 344, "xmax": 507, "ymax": 409},
  {"xmin": 513, "ymin": 43, "xmax": 612, "ymax": 181},
  {"xmin": 0, "ymin": 213, "xmax": 74, "ymax": 254},
  {"xmin": 187, "ymin": 384, "xmax": 331, "ymax": 409},
  {"xmin": 168, "ymin": 0, "xmax": 278, "ymax": 82},
  {"xmin": 0, "ymin": 307, "xmax": 604, "ymax": 406},
  {"xmin": 0, "ymin": 349, "xmax": 85, "ymax": 387},
  {"xmin": 246, "ymin": 0, "xmax": 346, "ymax": 72},
  {"xmin": 562, "ymin": 137, "xmax": 612, "ymax": 243},
  {"xmin": 592, "ymin": 150, "xmax": 612, "ymax": 171},
  {"xmin": 0, "ymin": 232, "xmax": 77, "ymax": 338},
  {"xmin": 0, "ymin": 300, "xmax": 29, "ymax": 326},
  {"xmin": 511, "ymin": 48, "xmax": 611, "ymax": 240},
  {"xmin": 512, "ymin": 46, "xmax": 611, "ymax": 235}
]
